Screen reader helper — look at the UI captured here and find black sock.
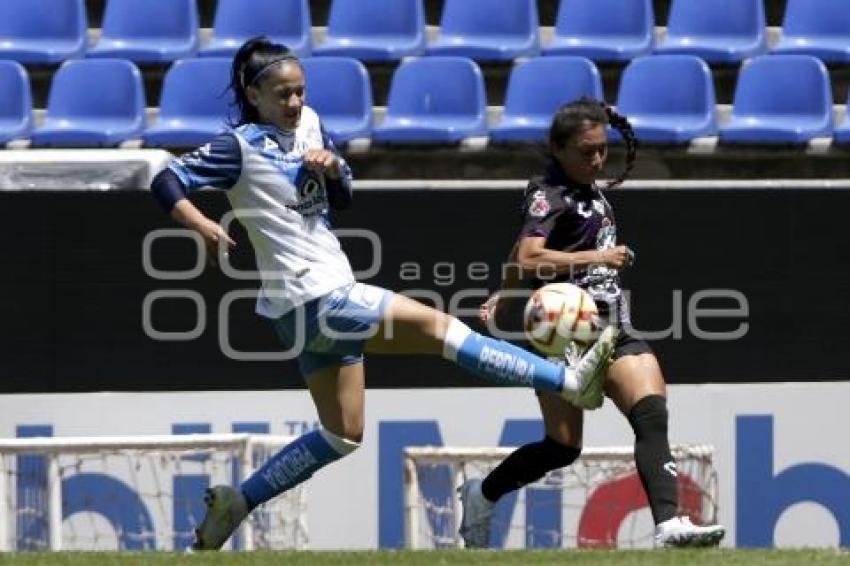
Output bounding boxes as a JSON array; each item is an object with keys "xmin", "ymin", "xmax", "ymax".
[
  {"xmin": 480, "ymin": 436, "xmax": 581, "ymax": 503},
  {"xmin": 628, "ymin": 394, "xmax": 678, "ymax": 524}
]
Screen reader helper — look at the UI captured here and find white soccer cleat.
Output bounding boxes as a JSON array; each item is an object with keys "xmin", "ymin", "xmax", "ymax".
[
  {"xmin": 562, "ymin": 325, "xmax": 617, "ymax": 410},
  {"xmin": 655, "ymin": 516, "xmax": 725, "ymax": 548},
  {"xmin": 458, "ymin": 478, "xmax": 495, "ymax": 549},
  {"xmin": 562, "ymin": 340, "xmax": 586, "ymax": 367},
  {"xmin": 192, "ymin": 485, "xmax": 249, "ymax": 551}
]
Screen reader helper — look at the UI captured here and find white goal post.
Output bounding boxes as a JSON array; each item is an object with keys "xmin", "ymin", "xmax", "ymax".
[
  {"xmin": 0, "ymin": 434, "xmax": 305, "ymax": 552},
  {"xmin": 404, "ymin": 443, "xmax": 719, "ymax": 549}
]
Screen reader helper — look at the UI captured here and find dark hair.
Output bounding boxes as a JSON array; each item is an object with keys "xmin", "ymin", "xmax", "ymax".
[
  {"xmin": 548, "ymin": 97, "xmax": 638, "ymax": 189},
  {"xmin": 229, "ymin": 36, "xmax": 300, "ymax": 126}
]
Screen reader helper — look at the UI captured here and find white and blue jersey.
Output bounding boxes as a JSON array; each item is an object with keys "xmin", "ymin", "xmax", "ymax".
[{"xmin": 168, "ymin": 106, "xmax": 356, "ymax": 318}]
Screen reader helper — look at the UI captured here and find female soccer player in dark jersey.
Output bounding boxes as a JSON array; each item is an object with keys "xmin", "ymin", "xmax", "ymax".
[
  {"xmin": 458, "ymin": 98, "xmax": 726, "ymax": 548},
  {"xmin": 149, "ymin": 39, "xmax": 616, "ymax": 550}
]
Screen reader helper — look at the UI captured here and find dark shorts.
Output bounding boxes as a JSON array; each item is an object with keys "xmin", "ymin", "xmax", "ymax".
[{"xmin": 613, "ymin": 325, "xmax": 653, "ymax": 360}]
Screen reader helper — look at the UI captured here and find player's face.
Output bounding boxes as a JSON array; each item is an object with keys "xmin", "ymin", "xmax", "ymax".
[
  {"xmin": 553, "ymin": 122, "xmax": 608, "ymax": 185},
  {"xmin": 247, "ymin": 61, "xmax": 305, "ymax": 131}
]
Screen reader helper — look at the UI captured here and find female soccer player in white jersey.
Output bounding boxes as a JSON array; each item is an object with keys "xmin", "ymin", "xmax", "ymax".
[
  {"xmin": 149, "ymin": 37, "xmax": 617, "ymax": 550},
  {"xmin": 457, "ymin": 98, "xmax": 725, "ymax": 548}
]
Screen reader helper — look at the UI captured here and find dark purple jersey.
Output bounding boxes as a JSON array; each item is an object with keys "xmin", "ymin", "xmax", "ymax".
[{"xmin": 517, "ymin": 160, "xmax": 630, "ymax": 324}]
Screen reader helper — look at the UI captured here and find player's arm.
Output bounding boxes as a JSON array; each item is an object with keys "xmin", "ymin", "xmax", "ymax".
[
  {"xmin": 303, "ymin": 125, "xmax": 353, "ymax": 210},
  {"xmin": 478, "ymin": 291, "xmax": 500, "ymax": 324},
  {"xmin": 150, "ymin": 133, "xmax": 241, "ymax": 265},
  {"xmin": 516, "ymin": 238, "xmax": 634, "ymax": 273},
  {"xmin": 516, "ymin": 237, "xmax": 608, "ymax": 274}
]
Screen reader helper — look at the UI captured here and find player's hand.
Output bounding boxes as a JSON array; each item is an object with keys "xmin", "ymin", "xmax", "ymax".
[
  {"xmin": 304, "ymin": 149, "xmax": 342, "ymax": 179},
  {"xmin": 479, "ymin": 293, "xmax": 500, "ymax": 325},
  {"xmin": 597, "ymin": 245, "xmax": 635, "ymax": 270},
  {"xmin": 194, "ymin": 218, "xmax": 236, "ymax": 268}
]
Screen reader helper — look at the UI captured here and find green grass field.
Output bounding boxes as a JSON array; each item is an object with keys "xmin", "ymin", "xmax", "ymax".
[{"xmin": 0, "ymin": 550, "xmax": 848, "ymax": 566}]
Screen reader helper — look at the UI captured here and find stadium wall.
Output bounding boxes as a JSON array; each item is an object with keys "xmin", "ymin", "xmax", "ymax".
[
  {"xmin": 2, "ymin": 384, "xmax": 849, "ymax": 549},
  {"xmin": 1, "ymin": 185, "xmax": 848, "ymax": 392}
]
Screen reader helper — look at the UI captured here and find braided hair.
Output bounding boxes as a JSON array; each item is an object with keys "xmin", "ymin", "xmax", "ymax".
[
  {"xmin": 548, "ymin": 97, "xmax": 638, "ymax": 189},
  {"xmin": 228, "ymin": 36, "xmax": 300, "ymax": 126}
]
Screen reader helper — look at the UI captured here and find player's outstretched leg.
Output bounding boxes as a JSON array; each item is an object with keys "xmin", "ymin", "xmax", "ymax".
[
  {"xmin": 443, "ymin": 319, "xmax": 616, "ymax": 410},
  {"xmin": 369, "ymin": 294, "xmax": 617, "ymax": 410}
]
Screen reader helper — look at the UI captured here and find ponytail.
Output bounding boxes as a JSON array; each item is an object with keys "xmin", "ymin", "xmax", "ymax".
[{"xmin": 601, "ymin": 104, "xmax": 637, "ymax": 189}]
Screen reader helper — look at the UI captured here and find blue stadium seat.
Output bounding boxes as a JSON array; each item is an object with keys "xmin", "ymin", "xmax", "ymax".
[
  {"xmin": 201, "ymin": 0, "xmax": 311, "ymax": 58},
  {"xmin": 301, "ymin": 58, "xmax": 372, "ymax": 144},
  {"xmin": 491, "ymin": 57, "xmax": 603, "ymax": 143},
  {"xmin": 88, "ymin": 0, "xmax": 199, "ymax": 63},
  {"xmin": 0, "ymin": 0, "xmax": 86, "ymax": 63},
  {"xmin": 373, "ymin": 57, "xmax": 486, "ymax": 143},
  {"xmin": 0, "ymin": 62, "xmax": 33, "ymax": 144},
  {"xmin": 655, "ymin": 0, "xmax": 766, "ymax": 63},
  {"xmin": 615, "ymin": 55, "xmax": 717, "ymax": 144},
  {"xmin": 772, "ymin": 0, "xmax": 850, "ymax": 63},
  {"xmin": 720, "ymin": 55, "xmax": 832, "ymax": 144},
  {"xmin": 314, "ymin": 0, "xmax": 424, "ymax": 61},
  {"xmin": 542, "ymin": 0, "xmax": 653, "ymax": 62},
  {"xmin": 32, "ymin": 59, "xmax": 145, "ymax": 147},
  {"xmin": 143, "ymin": 58, "xmax": 235, "ymax": 147},
  {"xmin": 427, "ymin": 0, "xmax": 539, "ymax": 61}
]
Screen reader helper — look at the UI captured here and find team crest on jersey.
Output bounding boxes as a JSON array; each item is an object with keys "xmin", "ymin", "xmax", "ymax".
[
  {"xmin": 528, "ymin": 190, "xmax": 550, "ymax": 217},
  {"xmin": 290, "ymin": 166, "xmax": 327, "ymax": 217}
]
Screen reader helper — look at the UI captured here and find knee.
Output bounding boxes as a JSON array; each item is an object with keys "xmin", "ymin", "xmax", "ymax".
[
  {"xmin": 627, "ymin": 394, "xmax": 668, "ymax": 438},
  {"xmin": 320, "ymin": 428, "xmax": 361, "ymax": 457},
  {"xmin": 542, "ymin": 436, "xmax": 582, "ymax": 468}
]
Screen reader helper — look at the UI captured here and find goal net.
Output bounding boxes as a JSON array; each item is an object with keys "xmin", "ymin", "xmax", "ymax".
[
  {"xmin": 0, "ymin": 434, "xmax": 306, "ymax": 552},
  {"xmin": 404, "ymin": 443, "xmax": 719, "ymax": 549}
]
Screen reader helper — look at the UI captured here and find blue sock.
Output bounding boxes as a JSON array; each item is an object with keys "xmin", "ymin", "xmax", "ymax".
[
  {"xmin": 443, "ymin": 320, "xmax": 564, "ymax": 392},
  {"xmin": 240, "ymin": 429, "xmax": 343, "ymax": 510}
]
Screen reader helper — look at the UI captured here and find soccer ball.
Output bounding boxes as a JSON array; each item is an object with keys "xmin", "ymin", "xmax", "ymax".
[{"xmin": 523, "ymin": 282, "xmax": 599, "ymax": 356}]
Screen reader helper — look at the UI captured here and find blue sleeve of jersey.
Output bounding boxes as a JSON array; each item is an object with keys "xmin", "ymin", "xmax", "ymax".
[
  {"xmin": 168, "ymin": 133, "xmax": 242, "ymax": 191},
  {"xmin": 150, "ymin": 168, "xmax": 187, "ymax": 212},
  {"xmin": 321, "ymin": 126, "xmax": 353, "ymax": 210}
]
